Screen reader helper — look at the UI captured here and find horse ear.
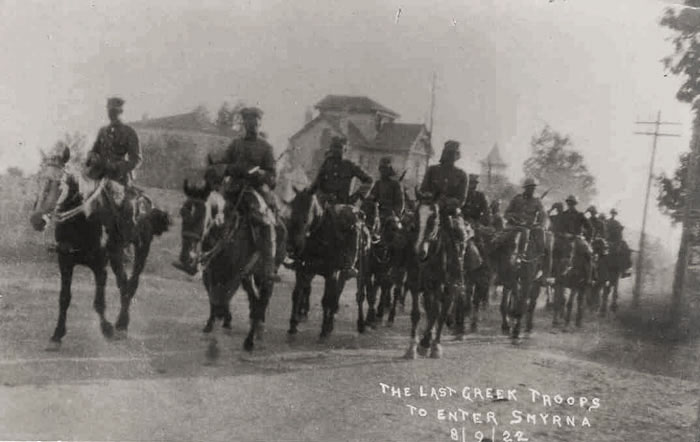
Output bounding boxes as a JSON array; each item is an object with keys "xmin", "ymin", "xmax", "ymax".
[
  {"xmin": 183, "ymin": 179, "xmax": 189, "ymax": 194},
  {"xmin": 61, "ymin": 146, "xmax": 70, "ymax": 164},
  {"xmin": 292, "ymin": 186, "xmax": 301, "ymax": 195}
]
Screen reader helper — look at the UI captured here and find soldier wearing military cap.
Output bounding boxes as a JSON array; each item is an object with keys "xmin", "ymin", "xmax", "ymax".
[
  {"xmin": 462, "ymin": 173, "xmax": 490, "ymax": 226},
  {"xmin": 367, "ymin": 156, "xmax": 404, "ymax": 221},
  {"xmin": 210, "ymin": 106, "xmax": 281, "ymax": 284},
  {"xmin": 585, "ymin": 205, "xmax": 607, "ymax": 240},
  {"xmin": 558, "ymin": 195, "xmax": 593, "ymax": 239},
  {"xmin": 504, "ymin": 177, "xmax": 548, "ymax": 257},
  {"xmin": 310, "ymin": 135, "xmax": 373, "ymax": 278},
  {"xmin": 606, "ymin": 208, "xmax": 624, "ymax": 244},
  {"xmin": 419, "ymin": 140, "xmax": 470, "ymax": 287},
  {"xmin": 87, "ymin": 97, "xmax": 141, "ymax": 185},
  {"xmin": 85, "ymin": 97, "xmax": 142, "ymax": 244}
]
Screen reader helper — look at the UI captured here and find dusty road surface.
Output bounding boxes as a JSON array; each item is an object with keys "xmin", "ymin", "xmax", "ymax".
[{"xmin": 0, "ymin": 235, "xmax": 698, "ymax": 441}]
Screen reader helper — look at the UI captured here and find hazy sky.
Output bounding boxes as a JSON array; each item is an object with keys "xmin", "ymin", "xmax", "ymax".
[{"xmin": 0, "ymin": 0, "xmax": 693, "ymax": 248}]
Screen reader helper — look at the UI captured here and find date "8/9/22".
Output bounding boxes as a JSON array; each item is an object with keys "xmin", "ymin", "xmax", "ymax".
[{"xmin": 450, "ymin": 427, "xmax": 529, "ymax": 442}]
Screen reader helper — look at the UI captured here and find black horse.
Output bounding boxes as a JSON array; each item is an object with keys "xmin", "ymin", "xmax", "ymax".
[
  {"xmin": 29, "ymin": 147, "xmax": 170, "ymax": 347},
  {"xmin": 176, "ymin": 179, "xmax": 286, "ymax": 351},
  {"xmin": 286, "ymin": 187, "xmax": 370, "ymax": 338}
]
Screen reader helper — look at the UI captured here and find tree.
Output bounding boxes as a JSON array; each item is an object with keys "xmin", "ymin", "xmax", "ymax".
[
  {"xmin": 657, "ymin": 152, "xmax": 689, "ymax": 224},
  {"xmin": 5, "ymin": 167, "xmax": 23, "ymax": 177},
  {"xmin": 214, "ymin": 101, "xmax": 246, "ymax": 132},
  {"xmin": 523, "ymin": 125, "xmax": 597, "ymax": 206},
  {"xmin": 661, "ymin": 2, "xmax": 700, "ymax": 107}
]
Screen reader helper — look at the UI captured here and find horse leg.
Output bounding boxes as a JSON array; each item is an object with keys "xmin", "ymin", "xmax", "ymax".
[
  {"xmin": 320, "ymin": 274, "xmax": 337, "ymax": 339},
  {"xmin": 472, "ymin": 269, "xmax": 489, "ymax": 333},
  {"xmin": 552, "ymin": 283, "xmax": 564, "ymax": 327},
  {"xmin": 419, "ymin": 287, "xmax": 437, "ymax": 356},
  {"xmin": 564, "ymin": 288, "xmax": 574, "ymax": 329},
  {"xmin": 611, "ymin": 275, "xmax": 619, "ymax": 313},
  {"xmin": 51, "ymin": 254, "xmax": 74, "ymax": 345},
  {"xmin": 600, "ymin": 282, "xmax": 610, "ymax": 317},
  {"xmin": 90, "ymin": 257, "xmax": 113, "ymax": 339},
  {"xmin": 244, "ymin": 277, "xmax": 268, "ymax": 351},
  {"xmin": 356, "ymin": 274, "xmax": 367, "ymax": 334},
  {"xmin": 453, "ymin": 280, "xmax": 468, "ymax": 338},
  {"xmin": 109, "ymin": 244, "xmax": 131, "ymax": 332},
  {"xmin": 575, "ymin": 286, "xmax": 585, "ymax": 328},
  {"xmin": 404, "ymin": 287, "xmax": 421, "ymax": 359},
  {"xmin": 366, "ymin": 274, "xmax": 378, "ymax": 328},
  {"xmin": 126, "ymin": 236, "xmax": 151, "ymax": 299},
  {"xmin": 525, "ymin": 281, "xmax": 540, "ymax": 333},
  {"xmin": 203, "ymin": 302, "xmax": 216, "ymax": 333},
  {"xmin": 500, "ymin": 285, "xmax": 510, "ymax": 334},
  {"xmin": 432, "ymin": 286, "xmax": 456, "ymax": 358},
  {"xmin": 388, "ymin": 269, "xmax": 403, "ymax": 325}
]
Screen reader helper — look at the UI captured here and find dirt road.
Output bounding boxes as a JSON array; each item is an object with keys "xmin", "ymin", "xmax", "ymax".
[{"xmin": 0, "ymin": 249, "xmax": 697, "ymax": 441}]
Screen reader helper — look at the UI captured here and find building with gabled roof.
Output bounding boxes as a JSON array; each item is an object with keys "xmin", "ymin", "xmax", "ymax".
[
  {"xmin": 284, "ymin": 95, "xmax": 432, "ymax": 194},
  {"xmin": 129, "ymin": 107, "xmax": 240, "ymax": 189}
]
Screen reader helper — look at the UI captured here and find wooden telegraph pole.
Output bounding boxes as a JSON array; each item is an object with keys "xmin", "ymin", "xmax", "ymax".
[{"xmin": 633, "ymin": 111, "xmax": 681, "ymax": 306}]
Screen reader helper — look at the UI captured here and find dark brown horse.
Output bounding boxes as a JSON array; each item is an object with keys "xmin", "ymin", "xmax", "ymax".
[
  {"xmin": 551, "ymin": 234, "xmax": 593, "ymax": 329},
  {"xmin": 29, "ymin": 147, "xmax": 170, "ymax": 347},
  {"xmin": 404, "ymin": 197, "xmax": 472, "ymax": 359},
  {"xmin": 286, "ymin": 187, "xmax": 369, "ymax": 338},
  {"xmin": 176, "ymin": 179, "xmax": 286, "ymax": 351}
]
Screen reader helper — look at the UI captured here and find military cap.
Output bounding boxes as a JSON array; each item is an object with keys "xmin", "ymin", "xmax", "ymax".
[
  {"xmin": 379, "ymin": 156, "xmax": 392, "ymax": 167},
  {"xmin": 468, "ymin": 173, "xmax": 480, "ymax": 183},
  {"xmin": 586, "ymin": 205, "xmax": 598, "ymax": 214},
  {"xmin": 330, "ymin": 136, "xmax": 347, "ymax": 149},
  {"xmin": 444, "ymin": 140, "xmax": 461, "ymax": 152},
  {"xmin": 240, "ymin": 107, "xmax": 263, "ymax": 118},
  {"xmin": 565, "ymin": 195, "xmax": 578, "ymax": 205},
  {"xmin": 107, "ymin": 97, "xmax": 125, "ymax": 109},
  {"xmin": 522, "ymin": 177, "xmax": 538, "ymax": 188},
  {"xmin": 610, "ymin": 208, "xmax": 618, "ymax": 215}
]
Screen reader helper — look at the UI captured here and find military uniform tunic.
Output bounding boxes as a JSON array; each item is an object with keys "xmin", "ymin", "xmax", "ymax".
[
  {"xmin": 558, "ymin": 209, "xmax": 592, "ymax": 238},
  {"xmin": 312, "ymin": 157, "xmax": 372, "ymax": 204},
  {"xmin": 369, "ymin": 177, "xmax": 404, "ymax": 218},
  {"xmin": 90, "ymin": 121, "xmax": 141, "ymax": 184},
  {"xmin": 419, "ymin": 164, "xmax": 468, "ymax": 213},
  {"xmin": 607, "ymin": 218, "xmax": 624, "ymax": 243},
  {"xmin": 462, "ymin": 189, "xmax": 490, "ymax": 225},
  {"xmin": 504, "ymin": 194, "xmax": 546, "ymax": 227},
  {"xmin": 222, "ymin": 135, "xmax": 276, "ymax": 189}
]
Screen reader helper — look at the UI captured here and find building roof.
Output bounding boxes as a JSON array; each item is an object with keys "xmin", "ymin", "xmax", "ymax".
[
  {"xmin": 373, "ymin": 123, "xmax": 427, "ymax": 153},
  {"xmin": 289, "ymin": 114, "xmax": 344, "ymax": 143},
  {"xmin": 130, "ymin": 111, "xmax": 238, "ymax": 138},
  {"xmin": 481, "ymin": 143, "xmax": 506, "ymax": 167},
  {"xmin": 315, "ymin": 95, "xmax": 400, "ymax": 118},
  {"xmin": 347, "ymin": 121, "xmax": 371, "ymax": 147}
]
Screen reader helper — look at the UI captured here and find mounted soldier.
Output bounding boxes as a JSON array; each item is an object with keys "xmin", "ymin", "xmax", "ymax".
[
  {"xmin": 367, "ymin": 156, "xmax": 404, "ymax": 223},
  {"xmin": 309, "ymin": 136, "xmax": 373, "ymax": 278},
  {"xmin": 504, "ymin": 178, "xmax": 547, "ymax": 259},
  {"xmin": 462, "ymin": 174, "xmax": 490, "ymax": 227},
  {"xmin": 85, "ymin": 97, "xmax": 143, "ymax": 244},
  {"xmin": 607, "ymin": 208, "xmax": 632, "ymax": 278},
  {"xmin": 419, "ymin": 140, "xmax": 469, "ymax": 283},
  {"xmin": 209, "ymin": 106, "xmax": 281, "ymax": 284},
  {"xmin": 585, "ymin": 205, "xmax": 607, "ymax": 241}
]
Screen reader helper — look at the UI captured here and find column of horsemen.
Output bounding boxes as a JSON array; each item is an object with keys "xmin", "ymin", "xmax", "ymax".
[
  {"xmin": 173, "ymin": 105, "xmax": 634, "ymax": 344},
  {"xmin": 59, "ymin": 98, "xmax": 632, "ymax": 351}
]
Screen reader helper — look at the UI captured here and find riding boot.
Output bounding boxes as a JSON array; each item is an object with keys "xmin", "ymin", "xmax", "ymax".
[
  {"xmin": 260, "ymin": 224, "xmax": 281, "ymax": 283},
  {"xmin": 341, "ymin": 225, "xmax": 360, "ymax": 279}
]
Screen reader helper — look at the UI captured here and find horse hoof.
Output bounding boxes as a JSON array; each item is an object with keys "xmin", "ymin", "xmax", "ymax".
[
  {"xmin": 404, "ymin": 346, "xmax": 417, "ymax": 360},
  {"xmin": 430, "ymin": 344, "xmax": 442, "ymax": 359},
  {"xmin": 417, "ymin": 344, "xmax": 429, "ymax": 357},
  {"xmin": 101, "ymin": 322, "xmax": 114, "ymax": 339},
  {"xmin": 255, "ymin": 326, "xmax": 265, "ymax": 342},
  {"xmin": 287, "ymin": 327, "xmax": 298, "ymax": 336},
  {"xmin": 205, "ymin": 341, "xmax": 220, "ymax": 361},
  {"xmin": 203, "ymin": 322, "xmax": 214, "ymax": 333},
  {"xmin": 46, "ymin": 339, "xmax": 61, "ymax": 352},
  {"xmin": 243, "ymin": 337, "xmax": 254, "ymax": 352},
  {"xmin": 501, "ymin": 324, "xmax": 510, "ymax": 335},
  {"xmin": 222, "ymin": 321, "xmax": 232, "ymax": 330},
  {"xmin": 386, "ymin": 320, "xmax": 394, "ymax": 328},
  {"xmin": 454, "ymin": 333, "xmax": 465, "ymax": 341},
  {"xmin": 470, "ymin": 323, "xmax": 478, "ymax": 333},
  {"xmin": 357, "ymin": 322, "xmax": 366, "ymax": 334}
]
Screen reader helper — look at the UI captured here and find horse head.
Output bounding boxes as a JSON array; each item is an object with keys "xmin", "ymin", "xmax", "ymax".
[
  {"xmin": 414, "ymin": 199, "xmax": 440, "ymax": 260},
  {"xmin": 29, "ymin": 146, "xmax": 71, "ymax": 231},
  {"xmin": 287, "ymin": 186, "xmax": 323, "ymax": 258}
]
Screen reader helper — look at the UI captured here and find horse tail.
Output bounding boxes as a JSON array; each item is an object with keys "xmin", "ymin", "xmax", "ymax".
[{"xmin": 149, "ymin": 208, "xmax": 172, "ymax": 236}]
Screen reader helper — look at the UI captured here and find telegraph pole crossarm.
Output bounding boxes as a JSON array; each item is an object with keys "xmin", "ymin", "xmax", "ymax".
[{"xmin": 632, "ymin": 110, "xmax": 682, "ymax": 307}]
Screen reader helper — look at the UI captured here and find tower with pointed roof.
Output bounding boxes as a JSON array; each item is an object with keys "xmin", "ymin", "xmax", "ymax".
[{"xmin": 480, "ymin": 143, "xmax": 507, "ymax": 187}]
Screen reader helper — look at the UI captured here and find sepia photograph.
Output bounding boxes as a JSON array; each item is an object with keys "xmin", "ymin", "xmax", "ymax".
[{"xmin": 1, "ymin": 0, "xmax": 699, "ymax": 440}]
